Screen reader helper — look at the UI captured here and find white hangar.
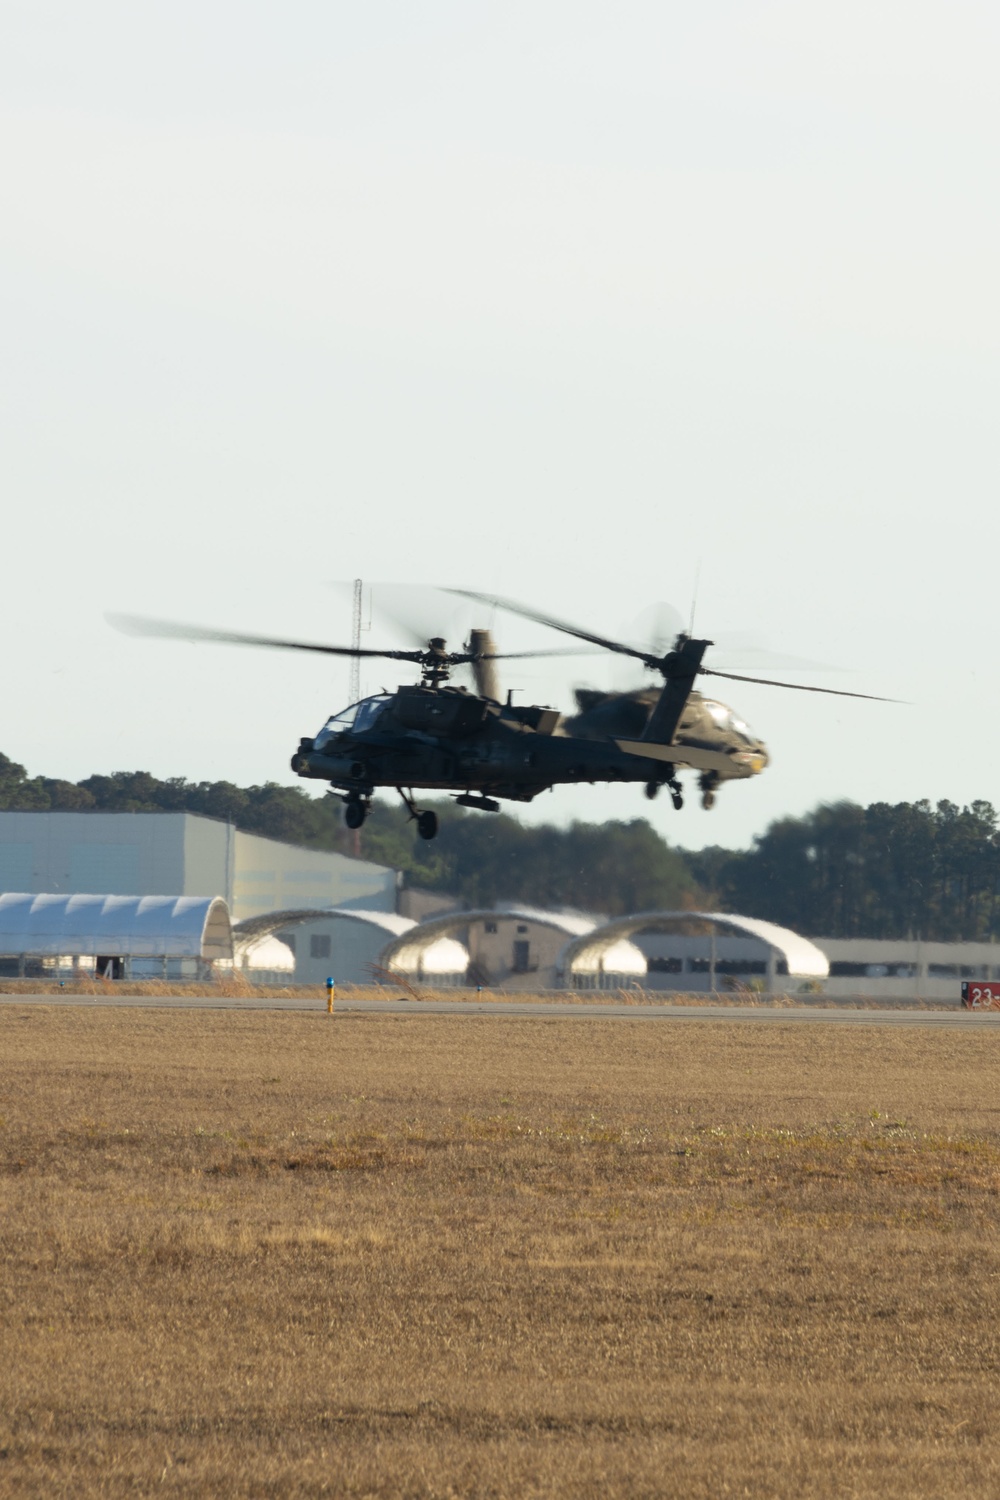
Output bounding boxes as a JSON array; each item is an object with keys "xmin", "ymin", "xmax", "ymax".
[
  {"xmin": 0, "ymin": 893, "xmax": 232, "ymax": 980},
  {"xmin": 233, "ymin": 908, "xmax": 469, "ymax": 987}
]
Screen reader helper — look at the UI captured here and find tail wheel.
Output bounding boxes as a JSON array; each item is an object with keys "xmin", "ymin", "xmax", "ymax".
[
  {"xmin": 345, "ymin": 800, "xmax": 366, "ymax": 830},
  {"xmin": 417, "ymin": 809, "xmax": 438, "ymax": 841}
]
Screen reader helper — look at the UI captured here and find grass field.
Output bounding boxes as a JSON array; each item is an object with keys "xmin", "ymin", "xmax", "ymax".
[
  {"xmin": 3, "ymin": 1008, "xmax": 1000, "ymax": 1497},
  {"xmin": 0, "ymin": 976, "xmax": 835, "ymax": 1008},
  {"xmin": 0, "ymin": 976, "xmax": 954, "ymax": 1007}
]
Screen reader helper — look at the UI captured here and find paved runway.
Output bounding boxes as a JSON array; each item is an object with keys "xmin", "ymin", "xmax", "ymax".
[{"xmin": 1, "ymin": 993, "xmax": 997, "ymax": 1028}]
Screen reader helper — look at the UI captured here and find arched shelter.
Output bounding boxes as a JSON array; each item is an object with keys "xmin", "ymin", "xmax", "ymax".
[
  {"xmin": 380, "ymin": 907, "xmax": 598, "ymax": 989},
  {"xmin": 231, "ymin": 908, "xmax": 468, "ymax": 986},
  {"xmin": 558, "ymin": 911, "xmax": 829, "ymax": 993},
  {"xmin": 0, "ymin": 893, "xmax": 232, "ymax": 978},
  {"xmin": 232, "ymin": 906, "xmax": 415, "ymax": 948},
  {"xmin": 236, "ymin": 933, "xmax": 297, "ymax": 985}
]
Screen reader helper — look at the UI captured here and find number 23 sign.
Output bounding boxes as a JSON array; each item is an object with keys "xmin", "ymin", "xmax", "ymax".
[{"xmin": 961, "ymin": 981, "xmax": 1000, "ymax": 1010}]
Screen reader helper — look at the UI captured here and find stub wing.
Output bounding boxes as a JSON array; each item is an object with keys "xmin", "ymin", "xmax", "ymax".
[{"xmin": 614, "ymin": 739, "xmax": 764, "ymax": 777}]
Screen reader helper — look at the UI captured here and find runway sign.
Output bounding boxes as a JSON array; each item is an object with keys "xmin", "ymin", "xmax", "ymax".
[{"xmin": 961, "ymin": 981, "xmax": 1000, "ymax": 1010}]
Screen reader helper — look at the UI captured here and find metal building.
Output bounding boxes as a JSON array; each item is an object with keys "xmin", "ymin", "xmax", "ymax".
[
  {"xmin": 379, "ymin": 906, "xmax": 606, "ymax": 990},
  {"xmin": 561, "ymin": 912, "xmax": 830, "ymax": 992},
  {"xmin": 0, "ymin": 811, "xmax": 397, "ymax": 923},
  {"xmin": 812, "ymin": 937, "xmax": 1000, "ymax": 1001},
  {"xmin": 233, "ymin": 932, "xmax": 297, "ymax": 986},
  {"xmin": 232, "ymin": 908, "xmax": 469, "ymax": 986},
  {"xmin": 0, "ymin": 893, "xmax": 232, "ymax": 979}
]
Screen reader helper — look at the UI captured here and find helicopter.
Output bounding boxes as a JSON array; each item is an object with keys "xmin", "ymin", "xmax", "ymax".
[{"xmin": 112, "ymin": 593, "xmax": 890, "ymax": 840}]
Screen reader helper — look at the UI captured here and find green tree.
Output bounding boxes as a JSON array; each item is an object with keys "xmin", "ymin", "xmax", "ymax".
[
  {"xmin": 356, "ymin": 798, "xmax": 695, "ymax": 912},
  {"xmin": 10, "ymin": 745, "xmax": 1000, "ymax": 936},
  {"xmin": 0, "ymin": 753, "xmax": 51, "ymax": 810},
  {"xmin": 705, "ymin": 798, "xmax": 1000, "ymax": 940}
]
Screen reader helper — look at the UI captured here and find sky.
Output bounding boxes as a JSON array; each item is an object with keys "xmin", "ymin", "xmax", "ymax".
[{"xmin": 2, "ymin": 1, "xmax": 998, "ymax": 850}]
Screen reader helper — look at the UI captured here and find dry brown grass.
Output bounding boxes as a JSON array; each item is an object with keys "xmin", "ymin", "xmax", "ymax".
[
  {"xmin": 0, "ymin": 977, "xmax": 954, "ymax": 1007},
  {"xmin": 2, "ymin": 1009, "xmax": 1000, "ymax": 1497},
  {"xmin": 1, "ymin": 976, "xmax": 769, "ymax": 1004},
  {"xmin": 0, "ymin": 975, "xmax": 311, "ymax": 1000}
]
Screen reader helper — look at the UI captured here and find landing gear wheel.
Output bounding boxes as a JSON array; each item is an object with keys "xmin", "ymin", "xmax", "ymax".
[
  {"xmin": 344, "ymin": 800, "xmax": 367, "ymax": 830},
  {"xmin": 697, "ymin": 772, "xmax": 720, "ymax": 811},
  {"xmin": 670, "ymin": 789, "xmax": 684, "ymax": 811},
  {"xmin": 644, "ymin": 781, "xmax": 660, "ymax": 801},
  {"xmin": 417, "ymin": 809, "xmax": 438, "ymax": 841}
]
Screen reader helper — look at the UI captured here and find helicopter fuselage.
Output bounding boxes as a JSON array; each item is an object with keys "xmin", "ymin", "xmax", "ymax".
[
  {"xmin": 290, "ymin": 681, "xmax": 768, "ymax": 813},
  {"xmin": 113, "ymin": 588, "xmax": 879, "ymax": 841}
]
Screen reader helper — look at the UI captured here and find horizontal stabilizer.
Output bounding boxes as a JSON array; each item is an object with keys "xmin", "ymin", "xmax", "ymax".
[{"xmin": 615, "ymin": 740, "xmax": 735, "ymax": 775}]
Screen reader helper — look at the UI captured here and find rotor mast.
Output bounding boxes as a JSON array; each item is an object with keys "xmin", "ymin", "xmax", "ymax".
[{"xmin": 421, "ymin": 639, "xmax": 453, "ymax": 689}]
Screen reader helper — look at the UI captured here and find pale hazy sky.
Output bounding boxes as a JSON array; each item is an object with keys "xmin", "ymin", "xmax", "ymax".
[{"xmin": 2, "ymin": 2, "xmax": 998, "ymax": 848}]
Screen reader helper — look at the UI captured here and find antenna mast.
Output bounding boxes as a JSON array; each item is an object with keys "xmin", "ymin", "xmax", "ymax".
[
  {"xmin": 350, "ymin": 578, "xmax": 363, "ymax": 702},
  {"xmin": 688, "ymin": 559, "xmax": 702, "ymax": 638},
  {"xmin": 348, "ymin": 578, "xmax": 365, "ymax": 857}
]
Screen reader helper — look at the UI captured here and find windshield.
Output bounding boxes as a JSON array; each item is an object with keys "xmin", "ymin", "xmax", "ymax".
[
  {"xmin": 354, "ymin": 695, "xmax": 390, "ymax": 732},
  {"xmin": 314, "ymin": 695, "xmax": 391, "ymax": 749}
]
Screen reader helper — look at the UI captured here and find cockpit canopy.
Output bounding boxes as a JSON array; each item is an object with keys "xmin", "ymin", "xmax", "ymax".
[
  {"xmin": 314, "ymin": 694, "xmax": 392, "ymax": 750},
  {"xmin": 703, "ymin": 699, "xmax": 758, "ymax": 745}
]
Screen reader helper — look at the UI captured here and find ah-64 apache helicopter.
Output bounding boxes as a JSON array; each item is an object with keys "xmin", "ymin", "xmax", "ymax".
[{"xmin": 114, "ymin": 590, "xmax": 888, "ymax": 841}]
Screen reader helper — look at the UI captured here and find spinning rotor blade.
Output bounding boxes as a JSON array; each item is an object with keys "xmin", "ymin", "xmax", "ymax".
[
  {"xmin": 626, "ymin": 600, "xmax": 687, "ymax": 658},
  {"xmin": 109, "ymin": 614, "xmax": 423, "ymax": 661},
  {"xmin": 361, "ymin": 580, "xmax": 461, "ymax": 650},
  {"xmin": 624, "ymin": 603, "xmax": 841, "ymax": 675},
  {"xmin": 702, "ymin": 667, "xmax": 899, "ymax": 703},
  {"xmin": 447, "ymin": 590, "xmax": 896, "ymax": 701},
  {"xmin": 445, "ymin": 588, "xmax": 655, "ymax": 666},
  {"xmin": 473, "ymin": 648, "xmax": 588, "ymax": 661},
  {"xmin": 109, "ymin": 614, "xmax": 592, "ymax": 667}
]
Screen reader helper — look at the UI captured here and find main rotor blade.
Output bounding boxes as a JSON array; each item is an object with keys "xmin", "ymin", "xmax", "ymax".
[
  {"xmin": 472, "ymin": 648, "xmax": 597, "ymax": 661},
  {"xmin": 702, "ymin": 667, "xmax": 900, "ymax": 703},
  {"xmin": 361, "ymin": 580, "xmax": 461, "ymax": 650},
  {"xmin": 445, "ymin": 588, "xmax": 653, "ymax": 664},
  {"xmin": 626, "ymin": 600, "xmax": 687, "ymax": 658},
  {"xmin": 109, "ymin": 615, "xmax": 593, "ymax": 668},
  {"xmin": 108, "ymin": 614, "xmax": 422, "ymax": 661}
]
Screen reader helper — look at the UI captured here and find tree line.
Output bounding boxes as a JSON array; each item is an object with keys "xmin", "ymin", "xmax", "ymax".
[
  {"xmin": 0, "ymin": 751, "xmax": 692, "ymax": 915},
  {"xmin": 2, "ymin": 750, "xmax": 999, "ymax": 936},
  {"xmin": 689, "ymin": 799, "xmax": 1000, "ymax": 941}
]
